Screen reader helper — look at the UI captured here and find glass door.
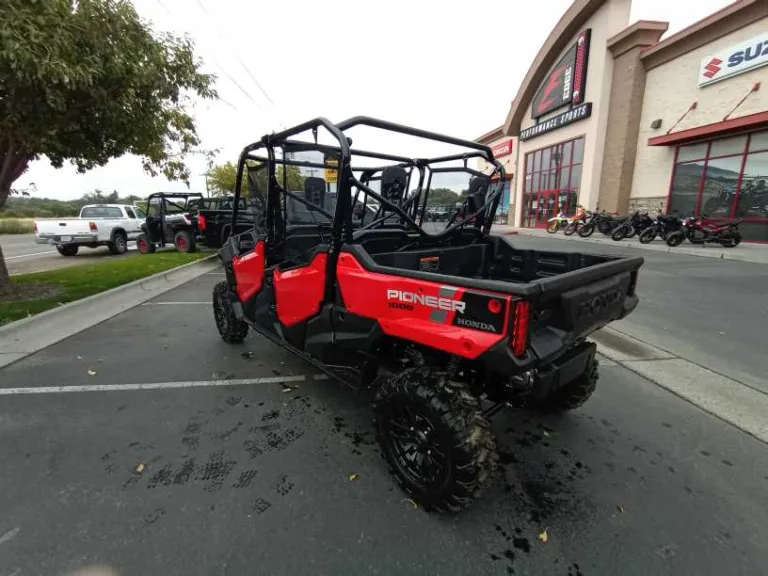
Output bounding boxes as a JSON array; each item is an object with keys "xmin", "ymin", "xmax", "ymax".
[{"xmin": 535, "ymin": 191, "xmax": 557, "ymax": 228}]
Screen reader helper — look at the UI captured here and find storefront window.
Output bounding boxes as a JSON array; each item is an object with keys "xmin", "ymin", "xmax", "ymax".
[
  {"xmin": 521, "ymin": 136, "xmax": 585, "ymax": 227},
  {"xmin": 668, "ymin": 160, "xmax": 705, "ymax": 216},
  {"xmin": 677, "ymin": 143, "xmax": 708, "ymax": 162},
  {"xmin": 668, "ymin": 130, "xmax": 768, "ymax": 241},
  {"xmin": 700, "ymin": 156, "xmax": 742, "ymax": 217},
  {"xmin": 737, "ymin": 151, "xmax": 768, "ymax": 218}
]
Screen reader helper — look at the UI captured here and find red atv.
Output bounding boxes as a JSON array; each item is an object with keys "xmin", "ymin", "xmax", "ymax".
[{"xmin": 213, "ymin": 117, "xmax": 643, "ymax": 512}]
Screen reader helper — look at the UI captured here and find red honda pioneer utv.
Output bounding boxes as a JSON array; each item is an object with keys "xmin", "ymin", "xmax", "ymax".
[{"xmin": 212, "ymin": 117, "xmax": 644, "ymax": 512}]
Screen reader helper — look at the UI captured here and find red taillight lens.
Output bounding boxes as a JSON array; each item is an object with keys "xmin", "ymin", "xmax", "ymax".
[
  {"xmin": 34, "ymin": 222, "xmax": 38, "ymax": 233},
  {"xmin": 198, "ymin": 214, "xmax": 207, "ymax": 232},
  {"xmin": 89, "ymin": 221, "xmax": 98, "ymax": 232},
  {"xmin": 510, "ymin": 300, "xmax": 531, "ymax": 358}
]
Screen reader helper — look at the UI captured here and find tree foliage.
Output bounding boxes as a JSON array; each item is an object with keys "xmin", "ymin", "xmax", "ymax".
[
  {"xmin": 427, "ymin": 188, "xmax": 460, "ymax": 206},
  {"xmin": 207, "ymin": 162, "xmax": 306, "ymax": 197},
  {"xmin": 0, "ymin": 0, "xmax": 216, "ymax": 202},
  {"xmin": 207, "ymin": 161, "xmax": 238, "ymax": 196},
  {"xmin": 0, "ymin": 0, "xmax": 216, "ymax": 291}
]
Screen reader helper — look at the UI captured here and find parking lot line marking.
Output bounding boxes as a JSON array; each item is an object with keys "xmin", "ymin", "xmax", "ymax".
[
  {"xmin": 0, "ymin": 375, "xmax": 307, "ymax": 396},
  {"xmin": 140, "ymin": 302, "xmax": 210, "ymax": 305},
  {"xmin": 5, "ymin": 250, "xmax": 56, "ymax": 260}
]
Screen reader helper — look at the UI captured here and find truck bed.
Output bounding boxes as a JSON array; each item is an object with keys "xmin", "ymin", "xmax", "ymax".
[{"xmin": 344, "ymin": 234, "xmax": 642, "ymax": 363}]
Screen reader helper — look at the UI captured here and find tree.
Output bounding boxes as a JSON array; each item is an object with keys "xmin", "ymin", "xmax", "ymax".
[
  {"xmin": 277, "ymin": 165, "xmax": 305, "ymax": 191},
  {"xmin": 0, "ymin": 0, "xmax": 216, "ymax": 296},
  {"xmin": 207, "ymin": 162, "xmax": 306, "ymax": 196},
  {"xmin": 427, "ymin": 188, "xmax": 460, "ymax": 206},
  {"xmin": 207, "ymin": 161, "xmax": 238, "ymax": 196}
]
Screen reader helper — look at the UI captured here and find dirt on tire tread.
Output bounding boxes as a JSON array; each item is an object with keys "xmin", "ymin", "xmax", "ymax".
[{"xmin": 373, "ymin": 368, "xmax": 498, "ymax": 513}]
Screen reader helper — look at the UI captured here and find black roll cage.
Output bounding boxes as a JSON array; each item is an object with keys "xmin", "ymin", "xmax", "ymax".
[
  {"xmin": 230, "ymin": 116, "xmax": 506, "ymax": 253},
  {"xmin": 145, "ymin": 192, "xmax": 204, "ymax": 216}
]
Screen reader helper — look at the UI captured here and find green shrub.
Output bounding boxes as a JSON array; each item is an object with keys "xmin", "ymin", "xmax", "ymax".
[{"xmin": 0, "ymin": 219, "xmax": 35, "ymax": 234}]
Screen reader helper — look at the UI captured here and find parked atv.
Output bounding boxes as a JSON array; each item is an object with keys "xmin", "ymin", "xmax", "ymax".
[
  {"xmin": 136, "ymin": 192, "xmax": 203, "ymax": 254},
  {"xmin": 212, "ymin": 116, "xmax": 643, "ymax": 513}
]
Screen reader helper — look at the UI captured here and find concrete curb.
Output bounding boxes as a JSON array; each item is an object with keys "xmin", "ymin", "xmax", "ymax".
[
  {"xmin": 496, "ymin": 227, "xmax": 768, "ymax": 264},
  {"xmin": 0, "ymin": 255, "xmax": 219, "ymax": 368},
  {"xmin": 592, "ymin": 326, "xmax": 768, "ymax": 444}
]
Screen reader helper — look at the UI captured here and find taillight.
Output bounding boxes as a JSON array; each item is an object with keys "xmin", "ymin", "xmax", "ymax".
[
  {"xmin": 198, "ymin": 214, "xmax": 207, "ymax": 232},
  {"xmin": 510, "ymin": 300, "xmax": 531, "ymax": 358},
  {"xmin": 89, "ymin": 221, "xmax": 98, "ymax": 232},
  {"xmin": 34, "ymin": 222, "xmax": 38, "ymax": 233}
]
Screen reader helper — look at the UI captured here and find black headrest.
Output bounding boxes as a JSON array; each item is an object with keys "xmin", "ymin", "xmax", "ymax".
[
  {"xmin": 380, "ymin": 166, "xmax": 408, "ymax": 203},
  {"xmin": 304, "ymin": 177, "xmax": 325, "ymax": 206},
  {"xmin": 466, "ymin": 176, "xmax": 490, "ymax": 214}
]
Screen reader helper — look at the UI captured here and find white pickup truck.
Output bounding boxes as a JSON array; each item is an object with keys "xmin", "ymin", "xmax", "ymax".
[{"xmin": 35, "ymin": 204, "xmax": 146, "ymax": 257}]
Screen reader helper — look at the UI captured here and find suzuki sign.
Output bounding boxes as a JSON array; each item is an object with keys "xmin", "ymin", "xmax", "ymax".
[{"xmin": 699, "ymin": 34, "xmax": 768, "ymax": 87}]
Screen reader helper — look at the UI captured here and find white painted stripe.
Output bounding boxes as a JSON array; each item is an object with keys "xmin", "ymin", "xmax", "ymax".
[
  {"xmin": 140, "ymin": 301, "xmax": 210, "ymax": 306},
  {"xmin": 0, "ymin": 375, "xmax": 306, "ymax": 396},
  {"xmin": 5, "ymin": 250, "xmax": 56, "ymax": 260},
  {"xmin": 205, "ymin": 272, "xmax": 226, "ymax": 275}
]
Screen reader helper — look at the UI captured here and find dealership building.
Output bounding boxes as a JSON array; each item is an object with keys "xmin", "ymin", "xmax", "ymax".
[{"xmin": 477, "ymin": 0, "xmax": 768, "ymax": 241}]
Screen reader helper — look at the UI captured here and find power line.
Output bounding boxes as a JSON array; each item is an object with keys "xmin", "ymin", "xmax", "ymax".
[
  {"xmin": 193, "ymin": 0, "xmax": 276, "ymax": 106},
  {"xmin": 154, "ymin": 0, "xmax": 255, "ymax": 113}
]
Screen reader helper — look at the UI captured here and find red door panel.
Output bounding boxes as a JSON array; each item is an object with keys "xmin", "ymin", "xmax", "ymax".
[
  {"xmin": 274, "ymin": 254, "xmax": 328, "ymax": 327},
  {"xmin": 336, "ymin": 253, "xmax": 509, "ymax": 360},
  {"xmin": 233, "ymin": 241, "xmax": 266, "ymax": 302}
]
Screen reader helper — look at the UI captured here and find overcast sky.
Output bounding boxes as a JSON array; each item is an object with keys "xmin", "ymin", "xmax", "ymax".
[{"xmin": 15, "ymin": 0, "xmax": 734, "ymax": 200}]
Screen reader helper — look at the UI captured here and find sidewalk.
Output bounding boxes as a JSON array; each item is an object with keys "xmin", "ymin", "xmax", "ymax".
[{"xmin": 495, "ymin": 225, "xmax": 768, "ymax": 264}]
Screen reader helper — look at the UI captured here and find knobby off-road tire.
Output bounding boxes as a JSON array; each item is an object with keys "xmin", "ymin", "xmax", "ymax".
[
  {"xmin": 56, "ymin": 244, "xmax": 79, "ymax": 256},
  {"xmin": 174, "ymin": 230, "xmax": 197, "ymax": 253},
  {"xmin": 546, "ymin": 221, "xmax": 559, "ymax": 234},
  {"xmin": 137, "ymin": 234, "xmax": 155, "ymax": 254},
  {"xmin": 213, "ymin": 281, "xmax": 248, "ymax": 343},
  {"xmin": 537, "ymin": 357, "xmax": 599, "ymax": 413},
  {"xmin": 373, "ymin": 368, "xmax": 498, "ymax": 513},
  {"xmin": 108, "ymin": 231, "xmax": 128, "ymax": 255}
]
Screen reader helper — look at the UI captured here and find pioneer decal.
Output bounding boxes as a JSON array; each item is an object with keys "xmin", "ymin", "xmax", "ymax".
[{"xmin": 387, "ymin": 289, "xmax": 466, "ymax": 313}]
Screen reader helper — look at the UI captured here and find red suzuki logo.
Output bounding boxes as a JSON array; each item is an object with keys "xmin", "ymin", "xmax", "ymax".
[{"xmin": 703, "ymin": 57, "xmax": 722, "ymax": 78}]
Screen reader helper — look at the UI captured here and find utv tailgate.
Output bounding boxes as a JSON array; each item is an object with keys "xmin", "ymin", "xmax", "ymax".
[{"xmin": 527, "ymin": 255, "xmax": 643, "ymax": 363}]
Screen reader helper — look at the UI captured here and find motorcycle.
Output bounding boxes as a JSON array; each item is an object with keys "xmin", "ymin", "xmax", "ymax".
[
  {"xmin": 594, "ymin": 212, "xmax": 622, "ymax": 236},
  {"xmin": 637, "ymin": 214, "xmax": 682, "ymax": 244},
  {"xmin": 546, "ymin": 211, "xmax": 569, "ymax": 234},
  {"xmin": 611, "ymin": 211, "xmax": 653, "ymax": 241},
  {"xmin": 563, "ymin": 206, "xmax": 589, "ymax": 236},
  {"xmin": 665, "ymin": 217, "xmax": 743, "ymax": 247}
]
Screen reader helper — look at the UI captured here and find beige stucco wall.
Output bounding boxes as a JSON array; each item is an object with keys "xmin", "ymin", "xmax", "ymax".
[
  {"xmin": 630, "ymin": 17, "xmax": 768, "ymax": 200},
  {"xmin": 512, "ymin": 0, "xmax": 632, "ymax": 227}
]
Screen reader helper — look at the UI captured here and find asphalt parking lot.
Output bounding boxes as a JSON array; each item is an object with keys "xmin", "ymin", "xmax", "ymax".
[{"xmin": 1, "ymin": 270, "xmax": 767, "ymax": 575}]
